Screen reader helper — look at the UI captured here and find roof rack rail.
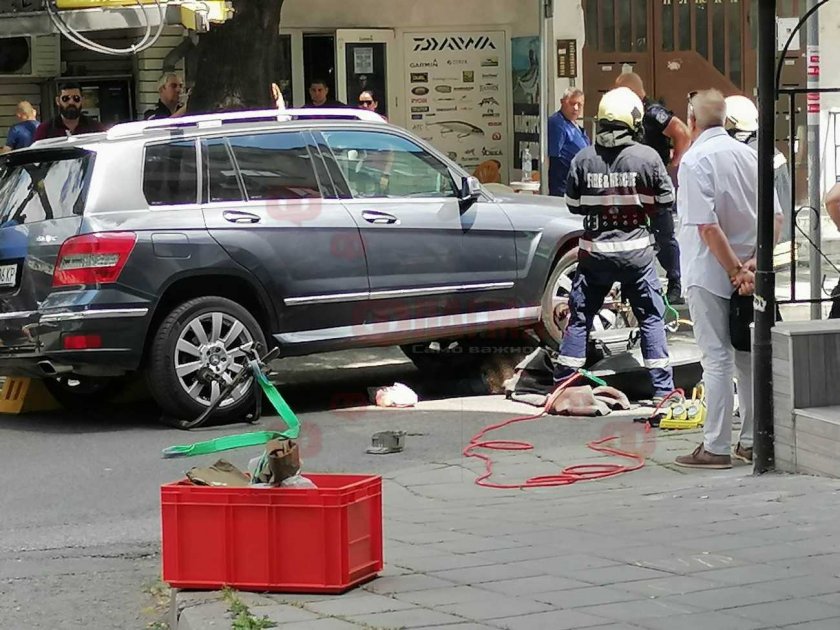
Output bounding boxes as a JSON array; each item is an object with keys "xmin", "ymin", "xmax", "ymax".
[
  {"xmin": 106, "ymin": 108, "xmax": 385, "ymax": 140},
  {"xmin": 28, "ymin": 132, "xmax": 107, "ymax": 149}
]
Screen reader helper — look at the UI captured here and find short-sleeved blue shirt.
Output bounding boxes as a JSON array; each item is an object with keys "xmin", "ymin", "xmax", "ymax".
[
  {"xmin": 547, "ymin": 111, "xmax": 590, "ymax": 196},
  {"xmin": 4, "ymin": 120, "xmax": 39, "ymax": 151}
]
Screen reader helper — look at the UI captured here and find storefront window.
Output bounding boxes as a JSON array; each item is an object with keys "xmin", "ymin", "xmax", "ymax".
[
  {"xmin": 678, "ymin": 1, "xmax": 691, "ymax": 51},
  {"xmin": 585, "ymin": 0, "xmax": 599, "ymax": 50},
  {"xmin": 345, "ymin": 43, "xmax": 388, "ymax": 118},
  {"xmin": 696, "ymin": 0, "xmax": 709, "ymax": 60},
  {"xmin": 619, "ymin": 1, "xmax": 632, "ymax": 52},
  {"xmin": 661, "ymin": 1, "xmax": 674, "ymax": 52},
  {"xmin": 712, "ymin": 0, "xmax": 726, "ymax": 76},
  {"xmin": 633, "ymin": 0, "xmax": 648, "ymax": 51},
  {"xmin": 602, "ymin": 0, "xmax": 616, "ymax": 52},
  {"xmin": 728, "ymin": 2, "xmax": 742, "ymax": 87}
]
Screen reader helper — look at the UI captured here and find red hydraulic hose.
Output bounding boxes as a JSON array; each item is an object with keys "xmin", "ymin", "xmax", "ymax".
[{"xmin": 462, "ymin": 373, "xmax": 649, "ymax": 489}]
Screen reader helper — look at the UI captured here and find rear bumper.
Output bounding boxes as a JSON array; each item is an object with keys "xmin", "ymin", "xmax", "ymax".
[{"xmin": 0, "ymin": 302, "xmax": 150, "ymax": 378}]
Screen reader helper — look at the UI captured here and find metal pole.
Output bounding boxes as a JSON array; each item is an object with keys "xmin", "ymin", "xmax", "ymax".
[
  {"xmin": 789, "ymin": 92, "xmax": 797, "ymax": 302},
  {"xmin": 539, "ymin": 0, "xmax": 552, "ymax": 195},
  {"xmin": 754, "ymin": 0, "xmax": 778, "ymax": 474},
  {"xmin": 807, "ymin": 0, "xmax": 822, "ymax": 319}
]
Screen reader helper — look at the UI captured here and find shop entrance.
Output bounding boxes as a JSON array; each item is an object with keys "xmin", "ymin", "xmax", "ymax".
[
  {"xmin": 303, "ymin": 33, "xmax": 337, "ymax": 104},
  {"xmin": 336, "ymin": 29, "xmax": 394, "ymax": 119}
]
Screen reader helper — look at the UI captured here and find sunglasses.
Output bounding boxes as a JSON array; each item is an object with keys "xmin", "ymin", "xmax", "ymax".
[
  {"xmin": 61, "ymin": 95, "xmax": 82, "ymax": 103},
  {"xmin": 358, "ymin": 100, "xmax": 374, "ymax": 106}
]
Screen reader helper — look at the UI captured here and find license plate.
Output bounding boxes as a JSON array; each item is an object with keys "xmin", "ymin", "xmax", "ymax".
[{"xmin": 0, "ymin": 264, "xmax": 17, "ymax": 288}]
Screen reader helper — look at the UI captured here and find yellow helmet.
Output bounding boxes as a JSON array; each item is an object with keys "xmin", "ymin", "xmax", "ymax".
[
  {"xmin": 597, "ymin": 87, "xmax": 644, "ymax": 130},
  {"xmin": 724, "ymin": 95, "xmax": 759, "ymax": 133}
]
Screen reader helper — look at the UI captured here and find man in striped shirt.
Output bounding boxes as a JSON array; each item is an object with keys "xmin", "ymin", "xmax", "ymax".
[{"xmin": 553, "ymin": 87, "xmax": 676, "ymax": 400}]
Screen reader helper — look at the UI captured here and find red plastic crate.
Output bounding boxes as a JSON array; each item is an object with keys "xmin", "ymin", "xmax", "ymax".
[{"xmin": 161, "ymin": 473, "xmax": 382, "ymax": 593}]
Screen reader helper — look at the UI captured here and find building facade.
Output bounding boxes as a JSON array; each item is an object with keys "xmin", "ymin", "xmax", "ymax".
[{"xmin": 1, "ymin": 0, "xmax": 838, "ymax": 190}]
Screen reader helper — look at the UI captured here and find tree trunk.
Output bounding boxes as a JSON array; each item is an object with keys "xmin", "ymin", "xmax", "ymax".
[{"xmin": 187, "ymin": 0, "xmax": 285, "ymax": 113}]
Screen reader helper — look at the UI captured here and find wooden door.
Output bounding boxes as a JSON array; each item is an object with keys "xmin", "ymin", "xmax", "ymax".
[
  {"xmin": 582, "ymin": 0, "xmax": 654, "ymax": 120},
  {"xmin": 652, "ymin": 0, "xmax": 750, "ymax": 122}
]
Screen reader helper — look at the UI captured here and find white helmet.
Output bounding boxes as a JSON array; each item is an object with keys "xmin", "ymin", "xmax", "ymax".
[
  {"xmin": 725, "ymin": 95, "xmax": 759, "ymax": 133},
  {"xmin": 597, "ymin": 87, "xmax": 645, "ymax": 131}
]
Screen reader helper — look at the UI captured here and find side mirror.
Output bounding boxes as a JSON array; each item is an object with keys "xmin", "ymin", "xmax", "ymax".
[{"xmin": 459, "ymin": 176, "xmax": 481, "ymax": 209}]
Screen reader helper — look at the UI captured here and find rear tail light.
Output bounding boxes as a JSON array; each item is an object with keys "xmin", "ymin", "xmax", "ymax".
[{"xmin": 53, "ymin": 232, "xmax": 137, "ymax": 287}]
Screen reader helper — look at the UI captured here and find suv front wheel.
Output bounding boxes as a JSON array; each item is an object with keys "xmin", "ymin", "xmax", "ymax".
[{"xmin": 147, "ymin": 296, "xmax": 267, "ymax": 423}]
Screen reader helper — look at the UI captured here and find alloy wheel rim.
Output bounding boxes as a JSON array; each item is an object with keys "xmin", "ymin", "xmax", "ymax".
[
  {"xmin": 551, "ymin": 260, "xmax": 627, "ymax": 332},
  {"xmin": 174, "ymin": 312, "xmax": 254, "ymax": 408}
]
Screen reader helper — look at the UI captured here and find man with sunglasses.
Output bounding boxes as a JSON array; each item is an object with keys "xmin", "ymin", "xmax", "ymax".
[{"xmin": 32, "ymin": 82, "xmax": 105, "ymax": 142}]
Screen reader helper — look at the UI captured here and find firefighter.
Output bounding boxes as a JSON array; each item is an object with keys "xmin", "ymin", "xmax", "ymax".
[
  {"xmin": 554, "ymin": 87, "xmax": 676, "ymax": 400},
  {"xmin": 724, "ymin": 95, "xmax": 793, "ymax": 242}
]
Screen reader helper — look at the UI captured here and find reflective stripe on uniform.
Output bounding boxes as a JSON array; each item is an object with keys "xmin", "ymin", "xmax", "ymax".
[
  {"xmin": 579, "ymin": 236, "xmax": 654, "ymax": 253},
  {"xmin": 565, "ymin": 195, "xmax": 580, "ymax": 207},
  {"xmin": 655, "ymin": 192, "xmax": 674, "ymax": 204},
  {"xmin": 558, "ymin": 355, "xmax": 586, "ymax": 368},
  {"xmin": 644, "ymin": 358, "xmax": 671, "ymax": 369},
  {"xmin": 577, "ymin": 194, "xmax": 644, "ymax": 206}
]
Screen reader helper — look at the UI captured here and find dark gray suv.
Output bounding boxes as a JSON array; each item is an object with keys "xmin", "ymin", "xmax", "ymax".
[{"xmin": 0, "ymin": 109, "xmax": 584, "ymax": 420}]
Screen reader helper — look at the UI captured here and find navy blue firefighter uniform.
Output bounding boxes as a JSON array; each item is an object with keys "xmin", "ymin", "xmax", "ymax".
[{"xmin": 554, "ymin": 87, "xmax": 675, "ymax": 397}]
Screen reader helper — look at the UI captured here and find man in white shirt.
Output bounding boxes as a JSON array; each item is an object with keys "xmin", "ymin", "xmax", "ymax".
[{"xmin": 674, "ymin": 89, "xmax": 783, "ymax": 469}]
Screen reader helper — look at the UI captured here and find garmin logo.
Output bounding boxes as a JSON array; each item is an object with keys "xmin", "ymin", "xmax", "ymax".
[{"xmin": 413, "ymin": 36, "xmax": 497, "ymax": 52}]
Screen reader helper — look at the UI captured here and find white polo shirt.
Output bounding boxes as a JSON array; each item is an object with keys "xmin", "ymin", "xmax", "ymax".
[{"xmin": 676, "ymin": 127, "xmax": 782, "ymax": 299}]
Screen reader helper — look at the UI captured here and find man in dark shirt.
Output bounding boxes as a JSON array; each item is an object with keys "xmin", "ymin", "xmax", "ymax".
[
  {"xmin": 615, "ymin": 72, "xmax": 691, "ymax": 304},
  {"xmin": 143, "ymin": 72, "xmax": 187, "ymax": 120},
  {"xmin": 33, "ymin": 83, "xmax": 105, "ymax": 141},
  {"xmin": 2, "ymin": 101, "xmax": 39, "ymax": 153},
  {"xmin": 303, "ymin": 79, "xmax": 346, "ymax": 108}
]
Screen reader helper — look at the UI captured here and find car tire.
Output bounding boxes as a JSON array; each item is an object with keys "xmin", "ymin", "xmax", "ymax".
[
  {"xmin": 42, "ymin": 375, "xmax": 126, "ymax": 410},
  {"xmin": 147, "ymin": 296, "xmax": 267, "ymax": 424},
  {"xmin": 536, "ymin": 247, "xmax": 640, "ymax": 349},
  {"xmin": 535, "ymin": 248, "xmax": 580, "ymax": 349}
]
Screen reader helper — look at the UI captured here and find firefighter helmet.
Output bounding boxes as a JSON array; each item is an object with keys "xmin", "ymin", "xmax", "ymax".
[
  {"xmin": 724, "ymin": 95, "xmax": 759, "ymax": 133},
  {"xmin": 597, "ymin": 87, "xmax": 645, "ymax": 131}
]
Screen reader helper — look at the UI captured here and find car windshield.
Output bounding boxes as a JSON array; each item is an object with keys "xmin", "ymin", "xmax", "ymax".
[{"xmin": 0, "ymin": 153, "xmax": 92, "ymax": 226}]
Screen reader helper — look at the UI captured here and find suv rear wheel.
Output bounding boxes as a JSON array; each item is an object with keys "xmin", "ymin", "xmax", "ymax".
[
  {"xmin": 147, "ymin": 296, "xmax": 267, "ymax": 423},
  {"xmin": 536, "ymin": 248, "xmax": 638, "ymax": 348}
]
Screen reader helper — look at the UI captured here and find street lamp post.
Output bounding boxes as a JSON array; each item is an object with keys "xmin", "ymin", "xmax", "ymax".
[{"xmin": 753, "ymin": 0, "xmax": 778, "ymax": 474}]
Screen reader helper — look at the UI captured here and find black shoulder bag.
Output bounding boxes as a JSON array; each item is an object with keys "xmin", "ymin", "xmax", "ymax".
[{"xmin": 729, "ymin": 292, "xmax": 783, "ymax": 352}]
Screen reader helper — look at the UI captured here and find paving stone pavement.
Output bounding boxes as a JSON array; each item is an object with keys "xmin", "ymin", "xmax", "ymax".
[{"xmin": 172, "ymin": 417, "xmax": 840, "ymax": 630}]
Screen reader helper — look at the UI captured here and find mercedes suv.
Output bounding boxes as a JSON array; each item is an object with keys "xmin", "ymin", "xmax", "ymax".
[{"xmin": 0, "ymin": 108, "xmax": 584, "ymax": 421}]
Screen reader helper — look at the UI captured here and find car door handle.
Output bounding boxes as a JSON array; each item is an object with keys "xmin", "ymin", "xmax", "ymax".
[
  {"xmin": 362, "ymin": 210, "xmax": 399, "ymax": 225},
  {"xmin": 223, "ymin": 210, "xmax": 261, "ymax": 224}
]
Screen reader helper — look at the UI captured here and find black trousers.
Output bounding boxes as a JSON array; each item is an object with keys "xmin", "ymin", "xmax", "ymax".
[{"xmin": 649, "ymin": 209, "xmax": 681, "ymax": 285}]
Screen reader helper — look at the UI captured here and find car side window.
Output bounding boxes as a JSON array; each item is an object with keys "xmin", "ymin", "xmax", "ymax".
[
  {"xmin": 143, "ymin": 141, "xmax": 198, "ymax": 206},
  {"xmin": 226, "ymin": 132, "xmax": 321, "ymax": 200},
  {"xmin": 321, "ymin": 131, "xmax": 457, "ymax": 199},
  {"xmin": 203, "ymin": 138, "xmax": 244, "ymax": 203}
]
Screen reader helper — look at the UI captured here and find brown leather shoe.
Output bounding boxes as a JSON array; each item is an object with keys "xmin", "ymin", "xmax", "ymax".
[
  {"xmin": 675, "ymin": 444, "xmax": 732, "ymax": 469},
  {"xmin": 734, "ymin": 443, "xmax": 753, "ymax": 463}
]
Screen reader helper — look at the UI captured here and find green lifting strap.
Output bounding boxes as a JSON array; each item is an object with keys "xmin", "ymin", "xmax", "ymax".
[
  {"xmin": 161, "ymin": 364, "xmax": 301, "ymax": 459},
  {"xmin": 578, "ymin": 368, "xmax": 607, "ymax": 387}
]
